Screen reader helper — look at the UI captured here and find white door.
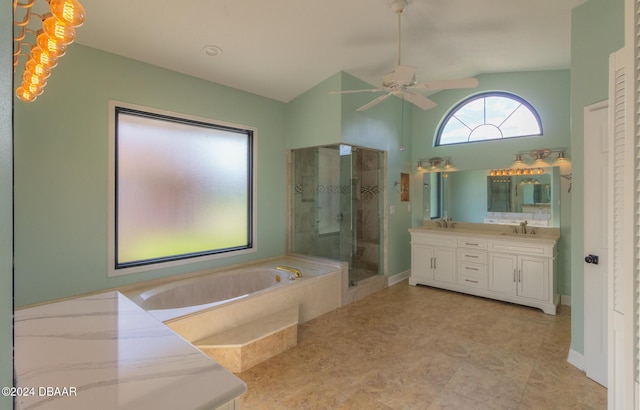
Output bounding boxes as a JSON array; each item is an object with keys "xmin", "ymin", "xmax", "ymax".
[{"xmin": 583, "ymin": 100, "xmax": 609, "ymax": 387}]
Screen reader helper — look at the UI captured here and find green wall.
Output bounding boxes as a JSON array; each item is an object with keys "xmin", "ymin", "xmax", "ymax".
[
  {"xmin": 570, "ymin": 0, "xmax": 624, "ymax": 355},
  {"xmin": 1, "ymin": 1, "xmax": 14, "ymax": 408},
  {"xmin": 285, "ymin": 73, "xmax": 342, "ymax": 149},
  {"xmin": 14, "ymin": 45, "xmax": 287, "ymax": 306},
  {"xmin": 410, "ymin": 70, "xmax": 572, "ymax": 295}
]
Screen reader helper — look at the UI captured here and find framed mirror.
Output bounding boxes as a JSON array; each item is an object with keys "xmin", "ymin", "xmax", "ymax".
[{"xmin": 423, "ymin": 167, "xmax": 560, "ymax": 227}]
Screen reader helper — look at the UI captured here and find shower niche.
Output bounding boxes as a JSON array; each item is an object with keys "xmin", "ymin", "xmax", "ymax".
[{"xmin": 290, "ymin": 145, "xmax": 383, "ymax": 287}]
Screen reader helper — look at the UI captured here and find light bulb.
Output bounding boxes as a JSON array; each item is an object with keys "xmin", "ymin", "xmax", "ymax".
[
  {"xmin": 36, "ymin": 31, "xmax": 67, "ymax": 57},
  {"xmin": 16, "ymin": 86, "xmax": 37, "ymax": 102},
  {"xmin": 30, "ymin": 47, "xmax": 58, "ymax": 68},
  {"xmin": 24, "ymin": 81, "xmax": 45, "ymax": 96},
  {"xmin": 25, "ymin": 59, "xmax": 52, "ymax": 79},
  {"xmin": 23, "ymin": 71, "xmax": 47, "ymax": 88},
  {"xmin": 49, "ymin": 0, "xmax": 86, "ymax": 27},
  {"xmin": 43, "ymin": 16, "xmax": 76, "ymax": 45}
]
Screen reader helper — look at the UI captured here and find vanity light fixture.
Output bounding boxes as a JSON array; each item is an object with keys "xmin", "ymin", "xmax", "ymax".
[
  {"xmin": 13, "ymin": 0, "xmax": 86, "ymax": 102},
  {"xmin": 416, "ymin": 157, "xmax": 452, "ymax": 172},
  {"xmin": 556, "ymin": 151, "xmax": 568, "ymax": 162},
  {"xmin": 512, "ymin": 154, "xmax": 525, "ymax": 167},
  {"xmin": 490, "ymin": 168, "xmax": 544, "ymax": 176}
]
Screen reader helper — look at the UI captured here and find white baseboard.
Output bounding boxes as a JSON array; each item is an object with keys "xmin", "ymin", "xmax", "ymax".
[
  {"xmin": 567, "ymin": 349, "xmax": 585, "ymax": 371},
  {"xmin": 561, "ymin": 294, "xmax": 571, "ymax": 306},
  {"xmin": 388, "ymin": 270, "xmax": 410, "ymax": 286}
]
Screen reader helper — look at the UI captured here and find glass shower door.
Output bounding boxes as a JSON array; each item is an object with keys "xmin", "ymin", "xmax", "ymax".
[
  {"xmin": 339, "ymin": 146, "xmax": 357, "ymax": 286},
  {"xmin": 291, "ymin": 145, "xmax": 381, "ymax": 287}
]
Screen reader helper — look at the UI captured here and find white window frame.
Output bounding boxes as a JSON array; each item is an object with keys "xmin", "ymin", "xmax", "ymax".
[{"xmin": 435, "ymin": 91, "xmax": 543, "ymax": 146}]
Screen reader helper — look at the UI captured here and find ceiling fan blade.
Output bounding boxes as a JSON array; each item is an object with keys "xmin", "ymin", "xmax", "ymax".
[
  {"xmin": 329, "ymin": 88, "xmax": 385, "ymax": 95},
  {"xmin": 411, "ymin": 77, "xmax": 479, "ymax": 91},
  {"xmin": 356, "ymin": 93, "xmax": 393, "ymax": 112},
  {"xmin": 402, "ymin": 91, "xmax": 437, "ymax": 110}
]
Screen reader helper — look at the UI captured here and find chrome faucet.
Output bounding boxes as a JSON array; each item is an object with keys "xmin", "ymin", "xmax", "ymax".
[
  {"xmin": 276, "ymin": 265, "xmax": 302, "ymax": 279},
  {"xmin": 519, "ymin": 220, "xmax": 528, "ymax": 235},
  {"xmin": 441, "ymin": 217, "xmax": 452, "ymax": 228}
]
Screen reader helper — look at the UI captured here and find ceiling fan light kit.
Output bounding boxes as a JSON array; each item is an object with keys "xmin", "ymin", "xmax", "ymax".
[{"xmin": 332, "ymin": 0, "xmax": 479, "ymax": 112}]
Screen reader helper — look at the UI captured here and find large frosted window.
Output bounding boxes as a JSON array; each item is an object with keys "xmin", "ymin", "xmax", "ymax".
[
  {"xmin": 436, "ymin": 92, "xmax": 542, "ymax": 146},
  {"xmin": 113, "ymin": 106, "xmax": 253, "ymax": 272}
]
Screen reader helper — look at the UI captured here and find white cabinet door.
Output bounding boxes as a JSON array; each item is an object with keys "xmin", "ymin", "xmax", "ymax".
[
  {"xmin": 489, "ymin": 253, "xmax": 517, "ymax": 295},
  {"xmin": 490, "ymin": 253, "xmax": 549, "ymax": 303},
  {"xmin": 518, "ymin": 255, "xmax": 548, "ymax": 302},
  {"xmin": 410, "ymin": 244, "xmax": 433, "ymax": 284},
  {"xmin": 433, "ymin": 247, "xmax": 456, "ymax": 284}
]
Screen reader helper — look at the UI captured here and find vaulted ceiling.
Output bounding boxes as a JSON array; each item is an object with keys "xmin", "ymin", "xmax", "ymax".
[{"xmin": 60, "ymin": 0, "xmax": 586, "ymax": 102}]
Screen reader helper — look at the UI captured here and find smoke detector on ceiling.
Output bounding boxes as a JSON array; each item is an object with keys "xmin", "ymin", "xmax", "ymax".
[{"xmin": 203, "ymin": 45, "xmax": 223, "ymax": 57}]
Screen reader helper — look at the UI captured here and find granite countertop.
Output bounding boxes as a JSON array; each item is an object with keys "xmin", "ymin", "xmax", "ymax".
[
  {"xmin": 410, "ymin": 221, "xmax": 560, "ymax": 243},
  {"xmin": 14, "ymin": 291, "xmax": 246, "ymax": 410}
]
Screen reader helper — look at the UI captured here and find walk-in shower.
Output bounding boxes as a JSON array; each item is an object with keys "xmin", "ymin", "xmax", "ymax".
[{"xmin": 290, "ymin": 145, "xmax": 383, "ymax": 286}]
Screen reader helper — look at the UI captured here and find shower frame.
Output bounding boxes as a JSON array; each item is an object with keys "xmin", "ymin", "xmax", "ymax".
[{"xmin": 286, "ymin": 144, "xmax": 387, "ymax": 290}]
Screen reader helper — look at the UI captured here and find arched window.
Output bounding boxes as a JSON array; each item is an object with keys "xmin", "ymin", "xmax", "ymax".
[{"xmin": 435, "ymin": 92, "xmax": 542, "ymax": 146}]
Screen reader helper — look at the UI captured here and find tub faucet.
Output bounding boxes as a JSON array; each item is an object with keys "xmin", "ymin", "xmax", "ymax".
[{"xmin": 277, "ymin": 265, "xmax": 302, "ymax": 279}]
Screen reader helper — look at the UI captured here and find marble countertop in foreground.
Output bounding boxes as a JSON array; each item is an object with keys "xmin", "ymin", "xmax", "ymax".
[{"xmin": 14, "ymin": 291, "xmax": 246, "ymax": 410}]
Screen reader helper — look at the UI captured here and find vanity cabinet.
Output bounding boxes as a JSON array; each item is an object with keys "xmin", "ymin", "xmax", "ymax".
[
  {"xmin": 409, "ymin": 228, "xmax": 558, "ymax": 315},
  {"xmin": 488, "ymin": 253, "xmax": 548, "ymax": 302},
  {"xmin": 409, "ymin": 233, "xmax": 456, "ymax": 285}
]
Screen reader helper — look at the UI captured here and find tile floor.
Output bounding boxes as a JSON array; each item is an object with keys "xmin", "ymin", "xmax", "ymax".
[{"xmin": 238, "ymin": 280, "xmax": 606, "ymax": 409}]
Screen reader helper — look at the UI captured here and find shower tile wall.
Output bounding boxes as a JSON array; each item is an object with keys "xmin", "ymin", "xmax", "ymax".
[{"xmin": 354, "ymin": 149, "xmax": 379, "ymax": 278}]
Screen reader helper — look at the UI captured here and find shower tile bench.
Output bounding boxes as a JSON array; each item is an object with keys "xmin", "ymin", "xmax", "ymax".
[{"xmin": 194, "ymin": 304, "xmax": 299, "ymax": 373}]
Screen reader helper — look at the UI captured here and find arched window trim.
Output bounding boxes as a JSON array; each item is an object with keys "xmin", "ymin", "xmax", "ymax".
[{"xmin": 434, "ymin": 91, "xmax": 543, "ymax": 147}]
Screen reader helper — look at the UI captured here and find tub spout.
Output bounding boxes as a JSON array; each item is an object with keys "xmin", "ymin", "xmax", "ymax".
[{"xmin": 277, "ymin": 265, "xmax": 302, "ymax": 279}]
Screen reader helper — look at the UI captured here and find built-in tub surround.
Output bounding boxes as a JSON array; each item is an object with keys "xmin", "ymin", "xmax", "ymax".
[
  {"xmin": 131, "ymin": 267, "xmax": 299, "ymax": 322},
  {"xmin": 409, "ymin": 222, "xmax": 559, "ymax": 314},
  {"xmin": 14, "ymin": 291, "xmax": 246, "ymax": 410},
  {"xmin": 124, "ymin": 255, "xmax": 343, "ymax": 345}
]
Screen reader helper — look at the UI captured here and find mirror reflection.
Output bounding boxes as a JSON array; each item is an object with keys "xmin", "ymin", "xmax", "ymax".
[{"xmin": 423, "ymin": 167, "xmax": 560, "ymax": 227}]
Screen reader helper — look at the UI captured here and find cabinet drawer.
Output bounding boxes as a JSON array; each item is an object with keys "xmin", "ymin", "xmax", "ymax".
[
  {"xmin": 458, "ymin": 262, "xmax": 486, "ymax": 278},
  {"xmin": 489, "ymin": 241, "xmax": 553, "ymax": 257},
  {"xmin": 458, "ymin": 249, "xmax": 487, "ymax": 264},
  {"xmin": 457, "ymin": 238, "xmax": 488, "ymax": 250},
  {"xmin": 459, "ymin": 274, "xmax": 487, "ymax": 289}
]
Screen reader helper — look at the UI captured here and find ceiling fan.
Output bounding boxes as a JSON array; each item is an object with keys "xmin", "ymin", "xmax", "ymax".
[{"xmin": 331, "ymin": 0, "xmax": 479, "ymax": 112}]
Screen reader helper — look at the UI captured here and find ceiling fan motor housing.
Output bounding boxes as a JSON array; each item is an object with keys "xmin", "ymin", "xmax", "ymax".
[{"xmin": 390, "ymin": 0, "xmax": 408, "ymax": 14}]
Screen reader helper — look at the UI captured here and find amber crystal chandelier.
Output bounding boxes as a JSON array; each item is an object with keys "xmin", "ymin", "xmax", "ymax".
[{"xmin": 13, "ymin": 0, "xmax": 86, "ymax": 102}]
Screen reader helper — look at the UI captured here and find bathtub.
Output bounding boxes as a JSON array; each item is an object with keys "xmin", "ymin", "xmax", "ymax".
[
  {"xmin": 133, "ymin": 267, "xmax": 296, "ymax": 322},
  {"xmin": 124, "ymin": 255, "xmax": 344, "ymax": 344}
]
